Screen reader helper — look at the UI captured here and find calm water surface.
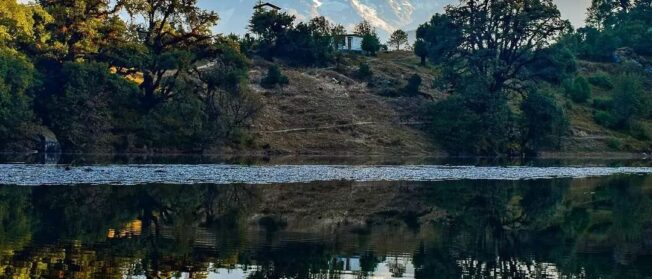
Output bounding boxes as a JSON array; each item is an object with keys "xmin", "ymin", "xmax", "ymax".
[{"xmin": 1, "ymin": 156, "xmax": 651, "ymax": 278}]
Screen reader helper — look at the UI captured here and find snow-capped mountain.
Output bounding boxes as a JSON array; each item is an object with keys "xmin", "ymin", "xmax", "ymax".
[{"xmin": 203, "ymin": 0, "xmax": 451, "ymax": 40}]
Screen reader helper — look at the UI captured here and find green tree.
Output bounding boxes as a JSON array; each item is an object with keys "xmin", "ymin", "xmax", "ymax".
[
  {"xmin": 108, "ymin": 0, "xmax": 219, "ymax": 107},
  {"xmin": 429, "ymin": 78, "xmax": 515, "ymax": 156},
  {"xmin": 353, "ymin": 20, "xmax": 374, "ymax": 36},
  {"xmin": 529, "ymin": 44, "xmax": 578, "ymax": 84},
  {"xmin": 248, "ymin": 7, "xmax": 295, "ymax": 58},
  {"xmin": 0, "ymin": 0, "xmax": 52, "ymax": 51},
  {"xmin": 425, "ymin": 0, "xmax": 568, "ymax": 94},
  {"xmin": 423, "ymin": 0, "xmax": 570, "ymax": 156},
  {"xmin": 44, "ymin": 62, "xmax": 140, "ymax": 152},
  {"xmin": 611, "ymin": 73, "xmax": 649, "ymax": 129},
  {"xmin": 415, "ymin": 14, "xmax": 461, "ymax": 64},
  {"xmin": 39, "ymin": 0, "xmax": 127, "ymax": 61},
  {"xmin": 261, "ymin": 64, "xmax": 289, "ymax": 89},
  {"xmin": 357, "ymin": 63, "xmax": 372, "ymax": 79},
  {"xmin": 564, "ymin": 76, "xmax": 592, "ymax": 103},
  {"xmin": 331, "ymin": 24, "xmax": 346, "ymax": 50},
  {"xmin": 0, "ymin": 48, "xmax": 36, "ymax": 149},
  {"xmin": 521, "ymin": 90, "xmax": 568, "ymax": 154},
  {"xmin": 192, "ymin": 38, "xmax": 261, "ymax": 142},
  {"xmin": 413, "ymin": 39, "xmax": 428, "ymax": 65},
  {"xmin": 361, "ymin": 32, "xmax": 381, "ymax": 56},
  {"xmin": 578, "ymin": 0, "xmax": 652, "ymax": 59},
  {"xmin": 388, "ymin": 29, "xmax": 408, "ymax": 51},
  {"xmin": 279, "ymin": 17, "xmax": 337, "ymax": 65},
  {"xmin": 404, "ymin": 74, "xmax": 422, "ymax": 96}
]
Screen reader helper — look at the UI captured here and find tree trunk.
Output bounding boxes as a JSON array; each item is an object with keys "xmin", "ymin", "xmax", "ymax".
[
  {"xmin": 141, "ymin": 73, "xmax": 158, "ymax": 109},
  {"xmin": 420, "ymin": 56, "xmax": 426, "ymax": 66}
]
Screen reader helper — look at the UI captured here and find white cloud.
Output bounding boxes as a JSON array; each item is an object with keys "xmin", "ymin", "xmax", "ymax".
[{"xmin": 349, "ymin": 0, "xmax": 397, "ymax": 33}]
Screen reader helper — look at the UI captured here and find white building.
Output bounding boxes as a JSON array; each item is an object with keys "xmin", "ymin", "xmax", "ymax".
[{"xmin": 337, "ymin": 34, "xmax": 363, "ymax": 52}]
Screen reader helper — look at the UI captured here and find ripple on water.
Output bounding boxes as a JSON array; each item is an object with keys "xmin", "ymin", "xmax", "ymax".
[{"xmin": 1, "ymin": 164, "xmax": 652, "ymax": 186}]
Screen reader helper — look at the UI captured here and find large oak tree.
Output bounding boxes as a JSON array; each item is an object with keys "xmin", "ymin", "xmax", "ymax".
[{"xmin": 420, "ymin": 0, "xmax": 569, "ymax": 95}]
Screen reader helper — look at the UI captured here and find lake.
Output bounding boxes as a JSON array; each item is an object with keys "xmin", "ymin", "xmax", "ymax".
[{"xmin": 1, "ymin": 156, "xmax": 652, "ymax": 278}]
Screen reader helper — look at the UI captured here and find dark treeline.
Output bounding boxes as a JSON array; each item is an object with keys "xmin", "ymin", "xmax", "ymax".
[{"xmin": 415, "ymin": 0, "xmax": 652, "ymax": 156}]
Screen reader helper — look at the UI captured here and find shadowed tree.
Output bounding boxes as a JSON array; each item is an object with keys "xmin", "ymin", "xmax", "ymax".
[
  {"xmin": 451, "ymin": 0, "xmax": 569, "ymax": 94},
  {"xmin": 248, "ymin": 7, "xmax": 295, "ymax": 59},
  {"xmin": 353, "ymin": 20, "xmax": 374, "ymax": 36},
  {"xmin": 413, "ymin": 39, "xmax": 428, "ymax": 65}
]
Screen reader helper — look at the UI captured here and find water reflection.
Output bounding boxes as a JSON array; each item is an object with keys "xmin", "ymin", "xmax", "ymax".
[{"xmin": 1, "ymin": 176, "xmax": 652, "ymax": 278}]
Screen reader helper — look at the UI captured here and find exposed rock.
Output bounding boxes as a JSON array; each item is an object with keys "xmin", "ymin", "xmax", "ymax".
[{"xmin": 613, "ymin": 47, "xmax": 652, "ymax": 73}]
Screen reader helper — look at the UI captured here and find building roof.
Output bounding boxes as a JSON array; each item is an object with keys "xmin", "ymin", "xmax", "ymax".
[
  {"xmin": 336, "ymin": 34, "xmax": 363, "ymax": 38},
  {"xmin": 254, "ymin": 2, "xmax": 281, "ymax": 10}
]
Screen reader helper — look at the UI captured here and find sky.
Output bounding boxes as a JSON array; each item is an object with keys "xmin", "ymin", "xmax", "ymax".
[{"xmin": 199, "ymin": 0, "xmax": 593, "ymax": 38}]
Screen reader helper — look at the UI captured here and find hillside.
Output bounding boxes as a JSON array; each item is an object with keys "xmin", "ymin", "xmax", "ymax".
[
  {"xmin": 236, "ymin": 51, "xmax": 652, "ymax": 156},
  {"xmin": 242, "ymin": 52, "xmax": 440, "ymax": 155}
]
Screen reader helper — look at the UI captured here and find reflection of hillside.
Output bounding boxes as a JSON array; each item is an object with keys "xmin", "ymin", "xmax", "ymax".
[{"xmin": 0, "ymin": 176, "xmax": 652, "ymax": 277}]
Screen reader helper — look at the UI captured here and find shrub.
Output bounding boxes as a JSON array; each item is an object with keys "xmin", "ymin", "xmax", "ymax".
[
  {"xmin": 629, "ymin": 121, "xmax": 650, "ymax": 140},
  {"xmin": 428, "ymin": 79, "xmax": 513, "ymax": 155},
  {"xmin": 592, "ymin": 98, "xmax": 613, "ymax": 111},
  {"xmin": 588, "ymin": 72, "xmax": 613, "ymax": 90},
  {"xmin": 142, "ymin": 89, "xmax": 204, "ymax": 149},
  {"xmin": 521, "ymin": 90, "xmax": 569, "ymax": 154},
  {"xmin": 261, "ymin": 65, "xmax": 289, "ymax": 89},
  {"xmin": 606, "ymin": 138, "xmax": 622, "ymax": 150},
  {"xmin": 593, "ymin": 111, "xmax": 617, "ymax": 128},
  {"xmin": 404, "ymin": 74, "xmax": 422, "ymax": 96},
  {"xmin": 530, "ymin": 45, "xmax": 577, "ymax": 84},
  {"xmin": 357, "ymin": 63, "xmax": 372, "ymax": 79},
  {"xmin": 564, "ymin": 76, "xmax": 591, "ymax": 103},
  {"xmin": 611, "ymin": 73, "xmax": 649, "ymax": 129}
]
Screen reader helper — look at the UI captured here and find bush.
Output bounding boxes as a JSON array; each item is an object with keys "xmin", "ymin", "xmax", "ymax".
[
  {"xmin": 564, "ymin": 76, "xmax": 591, "ymax": 103},
  {"xmin": 588, "ymin": 72, "xmax": 613, "ymax": 90},
  {"xmin": 428, "ymin": 79, "xmax": 513, "ymax": 155},
  {"xmin": 530, "ymin": 45, "xmax": 577, "ymax": 84},
  {"xmin": 521, "ymin": 90, "xmax": 568, "ymax": 154},
  {"xmin": 593, "ymin": 111, "xmax": 617, "ymax": 128},
  {"xmin": 261, "ymin": 65, "xmax": 289, "ymax": 89},
  {"xmin": 629, "ymin": 121, "xmax": 650, "ymax": 140},
  {"xmin": 606, "ymin": 138, "xmax": 622, "ymax": 150},
  {"xmin": 142, "ymin": 89, "xmax": 204, "ymax": 149},
  {"xmin": 404, "ymin": 74, "xmax": 422, "ymax": 96},
  {"xmin": 611, "ymin": 73, "xmax": 649, "ymax": 128},
  {"xmin": 357, "ymin": 63, "xmax": 372, "ymax": 79},
  {"xmin": 592, "ymin": 98, "xmax": 613, "ymax": 111}
]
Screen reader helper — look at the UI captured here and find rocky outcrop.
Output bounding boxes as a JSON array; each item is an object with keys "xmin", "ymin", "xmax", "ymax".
[{"xmin": 613, "ymin": 47, "xmax": 652, "ymax": 73}]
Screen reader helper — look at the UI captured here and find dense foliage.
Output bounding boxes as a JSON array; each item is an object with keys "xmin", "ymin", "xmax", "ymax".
[
  {"xmin": 569, "ymin": 0, "xmax": 652, "ymax": 61},
  {"xmin": 0, "ymin": 0, "xmax": 259, "ymax": 153},
  {"xmin": 0, "ymin": 49, "xmax": 36, "ymax": 150},
  {"xmin": 416, "ymin": 0, "xmax": 652, "ymax": 156},
  {"xmin": 420, "ymin": 0, "xmax": 572, "ymax": 155}
]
